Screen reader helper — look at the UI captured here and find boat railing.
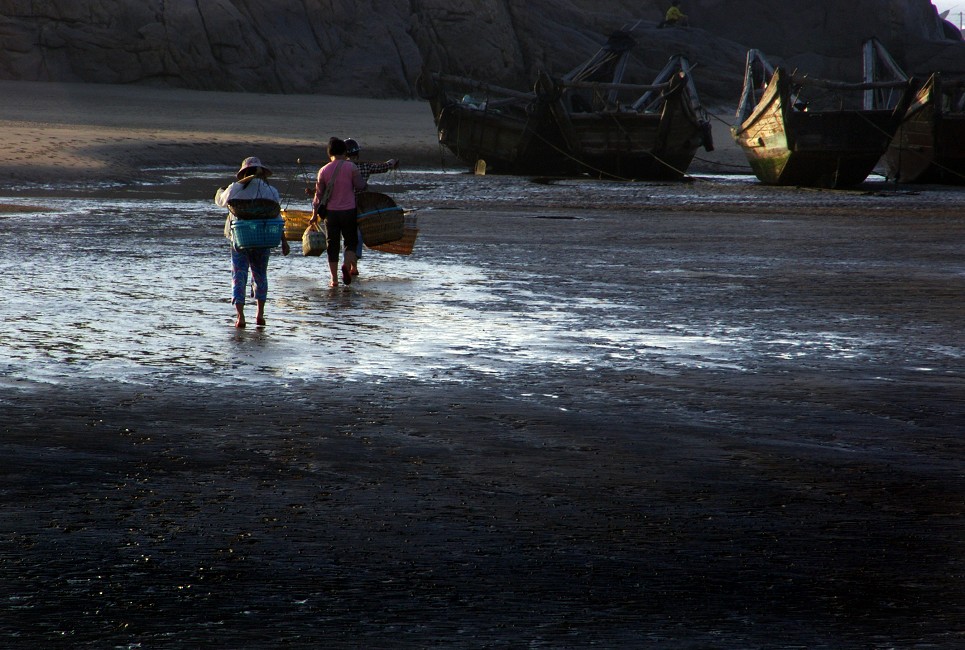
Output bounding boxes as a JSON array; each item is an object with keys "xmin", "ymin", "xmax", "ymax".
[
  {"xmin": 556, "ymin": 55, "xmax": 705, "ymax": 116},
  {"xmin": 736, "ymin": 43, "xmax": 912, "ymax": 120},
  {"xmin": 792, "ymin": 75, "xmax": 911, "ymax": 93},
  {"xmin": 784, "ymin": 74, "xmax": 911, "ymax": 113},
  {"xmin": 431, "ymin": 73, "xmax": 536, "ymax": 103},
  {"xmin": 558, "ymin": 80, "xmax": 668, "ymax": 92},
  {"xmin": 552, "ymin": 79, "xmax": 671, "ymax": 113}
]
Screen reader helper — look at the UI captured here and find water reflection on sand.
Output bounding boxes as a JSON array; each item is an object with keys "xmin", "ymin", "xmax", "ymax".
[{"xmin": 1, "ymin": 169, "xmax": 962, "ymax": 393}]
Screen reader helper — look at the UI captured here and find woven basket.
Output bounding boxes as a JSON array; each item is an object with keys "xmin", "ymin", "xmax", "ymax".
[
  {"xmin": 281, "ymin": 208, "xmax": 312, "ymax": 241},
  {"xmin": 356, "ymin": 192, "xmax": 404, "ymax": 246},
  {"xmin": 230, "ymin": 218, "xmax": 284, "ymax": 249},
  {"xmin": 228, "ymin": 198, "xmax": 281, "ymax": 220},
  {"xmin": 301, "ymin": 222, "xmax": 327, "ymax": 257},
  {"xmin": 369, "ymin": 228, "xmax": 418, "ymax": 255},
  {"xmin": 369, "ymin": 212, "xmax": 418, "ymax": 255}
]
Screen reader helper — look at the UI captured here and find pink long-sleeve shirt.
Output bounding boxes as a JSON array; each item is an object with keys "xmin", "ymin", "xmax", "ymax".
[{"xmin": 312, "ymin": 160, "xmax": 366, "ymax": 212}]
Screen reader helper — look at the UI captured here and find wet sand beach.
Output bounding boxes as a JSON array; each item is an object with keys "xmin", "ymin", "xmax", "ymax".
[{"xmin": 0, "ymin": 81, "xmax": 963, "ymax": 648}]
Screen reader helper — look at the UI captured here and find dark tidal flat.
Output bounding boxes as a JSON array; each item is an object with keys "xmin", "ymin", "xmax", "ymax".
[{"xmin": 0, "ymin": 171, "xmax": 963, "ymax": 648}]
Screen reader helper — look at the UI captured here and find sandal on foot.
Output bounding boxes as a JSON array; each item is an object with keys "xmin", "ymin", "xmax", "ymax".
[{"xmin": 341, "ymin": 265, "xmax": 352, "ymax": 285}]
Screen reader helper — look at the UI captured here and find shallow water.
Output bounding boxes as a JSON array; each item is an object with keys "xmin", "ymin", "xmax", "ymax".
[{"xmin": 1, "ymin": 169, "xmax": 963, "ymax": 393}]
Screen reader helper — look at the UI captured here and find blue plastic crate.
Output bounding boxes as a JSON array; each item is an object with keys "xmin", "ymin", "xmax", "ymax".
[{"xmin": 230, "ymin": 218, "xmax": 284, "ymax": 249}]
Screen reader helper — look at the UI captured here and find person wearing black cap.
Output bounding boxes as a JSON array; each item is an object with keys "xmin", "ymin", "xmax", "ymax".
[{"xmin": 215, "ymin": 156, "xmax": 289, "ymax": 328}]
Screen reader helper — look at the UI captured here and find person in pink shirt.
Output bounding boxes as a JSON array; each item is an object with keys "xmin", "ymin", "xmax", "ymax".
[{"xmin": 309, "ymin": 137, "xmax": 367, "ymax": 287}]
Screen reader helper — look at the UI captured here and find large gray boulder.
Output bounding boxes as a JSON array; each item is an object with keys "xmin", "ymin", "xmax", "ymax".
[{"xmin": 0, "ymin": 0, "xmax": 962, "ymax": 105}]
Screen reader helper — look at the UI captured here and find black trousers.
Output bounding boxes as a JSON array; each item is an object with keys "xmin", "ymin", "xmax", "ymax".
[{"xmin": 324, "ymin": 207, "xmax": 359, "ymax": 263}]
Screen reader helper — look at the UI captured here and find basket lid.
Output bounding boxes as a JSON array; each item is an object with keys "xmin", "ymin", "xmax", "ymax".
[{"xmin": 356, "ymin": 191, "xmax": 397, "ymax": 214}]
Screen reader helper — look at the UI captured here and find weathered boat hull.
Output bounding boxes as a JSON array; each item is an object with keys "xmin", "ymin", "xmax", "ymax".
[
  {"xmin": 418, "ymin": 73, "xmax": 572, "ymax": 175},
  {"xmin": 883, "ymin": 74, "xmax": 965, "ymax": 185},
  {"xmin": 419, "ymin": 30, "xmax": 711, "ymax": 179},
  {"xmin": 733, "ymin": 67, "xmax": 900, "ymax": 188},
  {"xmin": 434, "ymin": 102, "xmax": 572, "ymax": 175},
  {"xmin": 551, "ymin": 74, "xmax": 708, "ymax": 180}
]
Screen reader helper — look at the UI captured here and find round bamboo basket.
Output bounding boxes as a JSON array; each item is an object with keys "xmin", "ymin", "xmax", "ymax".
[
  {"xmin": 356, "ymin": 192, "xmax": 405, "ymax": 246},
  {"xmin": 369, "ymin": 212, "xmax": 419, "ymax": 255},
  {"xmin": 281, "ymin": 208, "xmax": 312, "ymax": 241}
]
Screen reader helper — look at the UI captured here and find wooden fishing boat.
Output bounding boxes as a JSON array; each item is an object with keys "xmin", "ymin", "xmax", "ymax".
[
  {"xmin": 882, "ymin": 73, "xmax": 965, "ymax": 184},
  {"xmin": 732, "ymin": 49, "xmax": 912, "ymax": 188},
  {"xmin": 536, "ymin": 42, "xmax": 713, "ymax": 180},
  {"xmin": 857, "ymin": 38, "xmax": 965, "ymax": 184},
  {"xmin": 417, "ymin": 27, "xmax": 712, "ymax": 178},
  {"xmin": 416, "ymin": 71, "xmax": 572, "ymax": 175}
]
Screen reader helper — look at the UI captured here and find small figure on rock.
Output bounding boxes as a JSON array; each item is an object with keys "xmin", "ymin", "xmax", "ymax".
[{"xmin": 658, "ymin": 1, "xmax": 688, "ymax": 28}]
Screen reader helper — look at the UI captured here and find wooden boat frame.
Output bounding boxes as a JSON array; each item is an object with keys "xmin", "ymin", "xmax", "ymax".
[
  {"xmin": 537, "ymin": 46, "xmax": 713, "ymax": 181},
  {"xmin": 418, "ymin": 26, "xmax": 712, "ymax": 179},
  {"xmin": 732, "ymin": 46, "xmax": 912, "ymax": 188}
]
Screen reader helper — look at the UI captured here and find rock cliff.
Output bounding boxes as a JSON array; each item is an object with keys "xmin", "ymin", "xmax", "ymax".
[{"xmin": 0, "ymin": 0, "xmax": 962, "ymax": 105}]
